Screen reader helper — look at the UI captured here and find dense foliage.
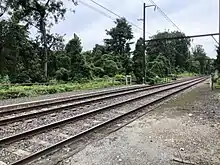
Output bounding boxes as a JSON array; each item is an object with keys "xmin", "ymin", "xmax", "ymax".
[
  {"xmin": 215, "ymin": 46, "xmax": 220, "ymax": 71},
  {"xmin": 133, "ymin": 32, "xmax": 213, "ymax": 83},
  {"xmin": 0, "ymin": 0, "xmax": 216, "ymax": 86}
]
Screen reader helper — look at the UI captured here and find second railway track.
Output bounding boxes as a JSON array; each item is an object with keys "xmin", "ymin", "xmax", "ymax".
[
  {"xmin": 0, "ymin": 77, "xmax": 202, "ymax": 137},
  {"xmin": 0, "ymin": 77, "xmax": 206, "ymax": 165},
  {"xmin": 0, "ymin": 77, "xmax": 199, "ymax": 126},
  {"xmin": 0, "ymin": 77, "xmax": 199, "ymax": 116}
]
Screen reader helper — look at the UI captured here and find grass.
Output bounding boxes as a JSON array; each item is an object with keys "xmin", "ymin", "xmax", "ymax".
[
  {"xmin": 215, "ymin": 85, "xmax": 220, "ymax": 89},
  {"xmin": 177, "ymin": 72, "xmax": 197, "ymax": 77},
  {"xmin": 215, "ymin": 83, "xmax": 220, "ymax": 89},
  {"xmin": 0, "ymin": 79, "xmax": 123, "ymax": 100},
  {"xmin": 161, "ymin": 77, "xmax": 172, "ymax": 83}
]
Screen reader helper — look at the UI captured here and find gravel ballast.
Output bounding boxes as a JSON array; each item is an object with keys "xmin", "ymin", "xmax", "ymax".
[
  {"xmin": 0, "ymin": 81, "xmax": 198, "ymax": 164},
  {"xmin": 0, "ymin": 80, "xmax": 196, "ymax": 138},
  {"xmin": 53, "ymin": 80, "xmax": 220, "ymax": 165},
  {"xmin": 0, "ymin": 77, "xmax": 196, "ymax": 107}
]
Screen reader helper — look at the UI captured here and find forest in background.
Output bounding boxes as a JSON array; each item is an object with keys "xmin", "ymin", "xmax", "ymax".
[{"xmin": 0, "ymin": 0, "xmax": 219, "ymax": 85}]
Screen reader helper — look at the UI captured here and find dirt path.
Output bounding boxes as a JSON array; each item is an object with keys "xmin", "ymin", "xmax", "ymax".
[{"xmin": 58, "ymin": 81, "xmax": 220, "ymax": 165}]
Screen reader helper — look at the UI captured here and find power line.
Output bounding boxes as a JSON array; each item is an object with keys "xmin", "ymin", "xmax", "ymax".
[
  {"xmin": 88, "ymin": 0, "xmax": 143, "ymax": 30},
  {"xmin": 211, "ymin": 35, "xmax": 219, "ymax": 45},
  {"xmin": 148, "ymin": 0, "xmax": 182, "ymax": 32},
  {"xmin": 146, "ymin": 33, "xmax": 220, "ymax": 42},
  {"xmin": 89, "ymin": 0, "xmax": 121, "ymax": 19},
  {"xmin": 78, "ymin": 0, "xmax": 115, "ymax": 21}
]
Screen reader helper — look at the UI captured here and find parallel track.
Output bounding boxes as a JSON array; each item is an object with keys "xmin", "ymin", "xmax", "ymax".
[
  {"xmin": 0, "ymin": 77, "xmax": 206, "ymax": 165},
  {"xmin": 0, "ymin": 77, "xmax": 198, "ymax": 116},
  {"xmin": 0, "ymin": 78, "xmax": 199, "ymax": 126}
]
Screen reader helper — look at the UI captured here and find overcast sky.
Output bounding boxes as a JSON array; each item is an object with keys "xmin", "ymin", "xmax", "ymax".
[{"xmin": 51, "ymin": 0, "xmax": 219, "ymax": 58}]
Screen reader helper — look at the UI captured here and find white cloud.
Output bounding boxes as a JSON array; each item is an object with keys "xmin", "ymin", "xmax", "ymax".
[{"xmin": 50, "ymin": 0, "xmax": 219, "ymax": 58}]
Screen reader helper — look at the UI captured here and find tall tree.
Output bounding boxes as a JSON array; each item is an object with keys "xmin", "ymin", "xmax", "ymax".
[
  {"xmin": 132, "ymin": 38, "xmax": 144, "ymax": 84},
  {"xmin": 0, "ymin": 0, "xmax": 12, "ymax": 17},
  {"xmin": 0, "ymin": 19, "xmax": 44, "ymax": 82},
  {"xmin": 215, "ymin": 46, "xmax": 220, "ymax": 71},
  {"xmin": 65, "ymin": 34, "xmax": 92, "ymax": 80},
  {"xmin": 146, "ymin": 31, "xmax": 191, "ymax": 72},
  {"xmin": 148, "ymin": 55, "xmax": 170, "ymax": 78},
  {"xmin": 10, "ymin": 0, "xmax": 76, "ymax": 78},
  {"xmin": 192, "ymin": 45, "xmax": 207, "ymax": 74},
  {"xmin": 0, "ymin": 19, "xmax": 27, "ymax": 75},
  {"xmin": 104, "ymin": 17, "xmax": 133, "ymax": 74}
]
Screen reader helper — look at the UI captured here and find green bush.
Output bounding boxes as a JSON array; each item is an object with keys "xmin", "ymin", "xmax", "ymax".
[
  {"xmin": 0, "ymin": 79, "xmax": 124, "ymax": 100},
  {"xmin": 56, "ymin": 68, "xmax": 69, "ymax": 81},
  {"xmin": 217, "ymin": 78, "xmax": 220, "ymax": 85},
  {"xmin": 114, "ymin": 74, "xmax": 125, "ymax": 82},
  {"xmin": 168, "ymin": 74, "xmax": 177, "ymax": 80},
  {"xmin": 0, "ymin": 75, "xmax": 10, "ymax": 84}
]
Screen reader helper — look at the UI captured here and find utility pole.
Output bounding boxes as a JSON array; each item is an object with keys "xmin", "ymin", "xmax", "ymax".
[
  {"xmin": 143, "ymin": 3, "xmax": 146, "ymax": 84},
  {"xmin": 142, "ymin": 3, "xmax": 156, "ymax": 84}
]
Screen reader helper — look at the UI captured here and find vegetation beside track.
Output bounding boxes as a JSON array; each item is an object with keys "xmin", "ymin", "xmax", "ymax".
[
  {"xmin": 0, "ymin": 78, "xmax": 123, "ymax": 100},
  {"xmin": 177, "ymin": 72, "xmax": 197, "ymax": 77},
  {"xmin": 214, "ymin": 77, "xmax": 220, "ymax": 89},
  {"xmin": 0, "ymin": 72, "xmax": 198, "ymax": 100}
]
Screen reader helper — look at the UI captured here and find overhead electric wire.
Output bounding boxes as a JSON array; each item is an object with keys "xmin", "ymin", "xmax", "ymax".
[
  {"xmin": 211, "ymin": 35, "xmax": 219, "ymax": 45},
  {"xmin": 146, "ymin": 33, "xmax": 220, "ymax": 42},
  {"xmin": 78, "ymin": 0, "xmax": 115, "ymax": 21},
  {"xmin": 88, "ymin": 0, "xmax": 143, "ymax": 31},
  {"xmin": 89, "ymin": 0, "xmax": 121, "ymax": 19},
  {"xmin": 148, "ymin": 0, "xmax": 182, "ymax": 32},
  {"xmin": 148, "ymin": 0, "xmax": 218, "ymax": 46}
]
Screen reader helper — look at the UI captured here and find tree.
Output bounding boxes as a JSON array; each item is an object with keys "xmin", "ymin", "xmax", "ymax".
[
  {"xmin": 10, "ymin": 0, "xmax": 77, "ymax": 78},
  {"xmin": 0, "ymin": 19, "xmax": 27, "ymax": 76},
  {"xmin": 0, "ymin": 19, "xmax": 44, "ymax": 82},
  {"xmin": 148, "ymin": 55, "xmax": 170, "ymax": 77},
  {"xmin": 65, "ymin": 34, "xmax": 92, "ymax": 80},
  {"xmin": 104, "ymin": 17, "xmax": 133, "ymax": 74},
  {"xmin": 46, "ymin": 33, "xmax": 66, "ymax": 78},
  {"xmin": 132, "ymin": 38, "xmax": 144, "ymax": 84},
  {"xmin": 192, "ymin": 45, "xmax": 207, "ymax": 74},
  {"xmin": 146, "ymin": 31, "xmax": 191, "ymax": 72},
  {"xmin": 215, "ymin": 46, "xmax": 220, "ymax": 71},
  {"xmin": 0, "ymin": 0, "xmax": 13, "ymax": 17}
]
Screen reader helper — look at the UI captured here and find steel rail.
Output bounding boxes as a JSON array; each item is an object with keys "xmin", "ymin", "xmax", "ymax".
[
  {"xmin": 0, "ymin": 77, "xmax": 204, "ymax": 145},
  {"xmin": 0, "ymin": 77, "xmax": 198, "ymax": 115},
  {"xmin": 8, "ymin": 78, "xmax": 206, "ymax": 165},
  {"xmin": 0, "ymin": 85, "xmax": 146, "ymax": 113},
  {"xmin": 0, "ymin": 78, "xmax": 201, "ymax": 125}
]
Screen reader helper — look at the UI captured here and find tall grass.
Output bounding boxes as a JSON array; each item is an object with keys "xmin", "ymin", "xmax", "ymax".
[
  {"xmin": 177, "ymin": 72, "xmax": 197, "ymax": 77},
  {"xmin": 0, "ymin": 79, "xmax": 122, "ymax": 100}
]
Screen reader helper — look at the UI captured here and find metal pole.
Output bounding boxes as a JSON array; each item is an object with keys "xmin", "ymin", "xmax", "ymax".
[
  {"xmin": 143, "ymin": 3, "xmax": 146, "ymax": 84},
  {"xmin": 219, "ymin": 0, "xmax": 220, "ymax": 44}
]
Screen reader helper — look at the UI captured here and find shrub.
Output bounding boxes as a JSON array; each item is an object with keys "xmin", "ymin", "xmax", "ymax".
[
  {"xmin": 148, "ymin": 76, "xmax": 159, "ymax": 85},
  {"xmin": 217, "ymin": 78, "xmax": 220, "ymax": 85},
  {"xmin": 56, "ymin": 68, "xmax": 69, "ymax": 81},
  {"xmin": 169, "ymin": 74, "xmax": 177, "ymax": 80},
  {"xmin": 114, "ymin": 74, "xmax": 125, "ymax": 81},
  {"xmin": 0, "ymin": 79, "xmax": 124, "ymax": 100},
  {"xmin": 0, "ymin": 75, "xmax": 10, "ymax": 84},
  {"xmin": 49, "ymin": 79, "xmax": 58, "ymax": 85}
]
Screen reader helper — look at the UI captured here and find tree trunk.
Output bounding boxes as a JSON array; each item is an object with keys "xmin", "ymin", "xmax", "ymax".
[{"xmin": 0, "ymin": 46, "xmax": 4, "ymax": 75}]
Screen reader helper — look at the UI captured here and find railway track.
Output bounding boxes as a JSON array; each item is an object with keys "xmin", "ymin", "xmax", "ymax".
[
  {"xmin": 0, "ymin": 77, "xmax": 198, "ymax": 126},
  {"xmin": 0, "ymin": 77, "xmax": 206, "ymax": 165},
  {"xmin": 0, "ymin": 77, "xmax": 200, "ymax": 115}
]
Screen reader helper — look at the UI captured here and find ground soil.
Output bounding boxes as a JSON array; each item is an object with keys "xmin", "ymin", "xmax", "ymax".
[{"xmin": 59, "ymin": 80, "xmax": 220, "ymax": 165}]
